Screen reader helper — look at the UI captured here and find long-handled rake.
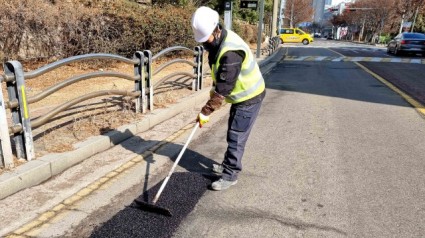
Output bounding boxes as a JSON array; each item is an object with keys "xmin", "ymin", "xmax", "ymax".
[{"xmin": 134, "ymin": 122, "xmax": 199, "ymax": 216}]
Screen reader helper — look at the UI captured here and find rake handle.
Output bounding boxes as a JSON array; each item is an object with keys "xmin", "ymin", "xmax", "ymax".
[{"xmin": 152, "ymin": 122, "xmax": 199, "ymax": 204}]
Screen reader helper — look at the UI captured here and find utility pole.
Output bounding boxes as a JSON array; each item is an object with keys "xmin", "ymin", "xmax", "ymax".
[
  {"xmin": 224, "ymin": 1, "xmax": 232, "ymax": 30},
  {"xmin": 278, "ymin": 0, "xmax": 286, "ymax": 32},
  {"xmin": 359, "ymin": 18, "xmax": 365, "ymax": 42},
  {"xmin": 272, "ymin": 0, "xmax": 279, "ymax": 37},
  {"xmin": 256, "ymin": 0, "xmax": 265, "ymax": 58},
  {"xmin": 411, "ymin": 6, "xmax": 419, "ymax": 32},
  {"xmin": 378, "ymin": 17, "xmax": 385, "ymax": 43},
  {"xmin": 290, "ymin": 0, "xmax": 294, "ymax": 28},
  {"xmin": 399, "ymin": 13, "xmax": 405, "ymax": 34}
]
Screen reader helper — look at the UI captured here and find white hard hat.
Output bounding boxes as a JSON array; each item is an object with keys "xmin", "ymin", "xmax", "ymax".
[{"xmin": 191, "ymin": 6, "xmax": 219, "ymax": 43}]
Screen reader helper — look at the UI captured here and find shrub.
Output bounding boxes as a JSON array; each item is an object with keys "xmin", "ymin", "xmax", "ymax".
[
  {"xmin": 0, "ymin": 0, "xmax": 261, "ymax": 62},
  {"xmin": 0, "ymin": 0, "xmax": 198, "ymax": 62},
  {"xmin": 233, "ymin": 20, "xmax": 258, "ymax": 44},
  {"xmin": 0, "ymin": 0, "xmax": 58, "ymax": 61},
  {"xmin": 379, "ymin": 34, "xmax": 392, "ymax": 45},
  {"xmin": 112, "ymin": 4, "xmax": 197, "ymax": 57}
]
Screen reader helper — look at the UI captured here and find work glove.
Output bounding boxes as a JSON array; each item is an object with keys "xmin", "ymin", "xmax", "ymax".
[{"xmin": 196, "ymin": 112, "xmax": 210, "ymax": 128}]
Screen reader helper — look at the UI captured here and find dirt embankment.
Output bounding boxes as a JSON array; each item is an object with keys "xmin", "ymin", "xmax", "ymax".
[{"xmin": 1, "ymin": 57, "xmax": 211, "ymax": 173}]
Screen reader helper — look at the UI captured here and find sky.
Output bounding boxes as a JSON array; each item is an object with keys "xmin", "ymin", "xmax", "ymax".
[
  {"xmin": 332, "ymin": 0, "xmax": 352, "ymax": 6},
  {"xmin": 332, "ymin": 0, "xmax": 344, "ymax": 5}
]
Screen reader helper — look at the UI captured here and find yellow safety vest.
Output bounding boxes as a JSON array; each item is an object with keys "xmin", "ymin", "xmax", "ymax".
[{"xmin": 212, "ymin": 30, "xmax": 265, "ymax": 104}]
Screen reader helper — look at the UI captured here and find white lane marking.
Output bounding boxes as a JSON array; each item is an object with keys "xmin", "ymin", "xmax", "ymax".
[
  {"xmin": 352, "ymin": 57, "xmax": 364, "ymax": 61},
  {"xmin": 294, "ymin": 56, "xmax": 309, "ymax": 61},
  {"xmin": 314, "ymin": 56, "xmax": 327, "ymax": 61}
]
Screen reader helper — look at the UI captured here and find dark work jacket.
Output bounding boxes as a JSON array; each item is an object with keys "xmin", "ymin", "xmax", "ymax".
[{"xmin": 208, "ymin": 29, "xmax": 265, "ymax": 107}]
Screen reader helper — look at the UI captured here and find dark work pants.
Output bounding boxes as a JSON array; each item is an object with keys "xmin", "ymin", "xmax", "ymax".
[{"xmin": 221, "ymin": 100, "xmax": 263, "ymax": 181}]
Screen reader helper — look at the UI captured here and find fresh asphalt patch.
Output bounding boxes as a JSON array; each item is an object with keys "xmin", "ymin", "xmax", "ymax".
[{"xmin": 90, "ymin": 172, "xmax": 217, "ymax": 238}]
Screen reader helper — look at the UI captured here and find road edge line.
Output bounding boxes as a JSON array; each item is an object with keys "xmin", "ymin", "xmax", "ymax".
[
  {"xmin": 354, "ymin": 62, "xmax": 425, "ymax": 118},
  {"xmin": 327, "ymin": 48, "xmax": 425, "ymax": 118}
]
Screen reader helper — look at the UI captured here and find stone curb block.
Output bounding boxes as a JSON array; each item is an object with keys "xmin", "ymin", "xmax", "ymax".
[
  {"xmin": 0, "ymin": 89, "xmax": 210, "ymax": 200},
  {"xmin": 258, "ymin": 47, "xmax": 283, "ymax": 68},
  {"xmin": 0, "ymin": 160, "xmax": 51, "ymax": 199}
]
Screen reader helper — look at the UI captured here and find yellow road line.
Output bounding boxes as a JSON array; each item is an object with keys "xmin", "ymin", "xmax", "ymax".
[
  {"xmin": 354, "ymin": 62, "xmax": 425, "ymax": 117},
  {"xmin": 327, "ymin": 48, "xmax": 425, "ymax": 118}
]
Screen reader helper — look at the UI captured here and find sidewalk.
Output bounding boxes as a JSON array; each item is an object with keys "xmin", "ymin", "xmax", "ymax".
[
  {"xmin": 335, "ymin": 39, "xmax": 387, "ymax": 48},
  {"xmin": 0, "ymin": 47, "xmax": 284, "ymax": 237}
]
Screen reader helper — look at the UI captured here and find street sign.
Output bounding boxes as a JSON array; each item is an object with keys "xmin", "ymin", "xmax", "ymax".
[
  {"xmin": 403, "ymin": 22, "xmax": 412, "ymax": 28},
  {"xmin": 240, "ymin": 0, "xmax": 258, "ymax": 9},
  {"xmin": 224, "ymin": 1, "xmax": 231, "ymax": 11},
  {"xmin": 224, "ymin": 1, "xmax": 232, "ymax": 30}
]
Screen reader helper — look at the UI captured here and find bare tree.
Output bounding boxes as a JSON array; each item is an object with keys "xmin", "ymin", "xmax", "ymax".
[
  {"xmin": 394, "ymin": 0, "xmax": 425, "ymax": 33},
  {"xmin": 336, "ymin": 0, "xmax": 398, "ymax": 42},
  {"xmin": 285, "ymin": 0, "xmax": 314, "ymax": 28},
  {"xmin": 352, "ymin": 0, "xmax": 395, "ymax": 42}
]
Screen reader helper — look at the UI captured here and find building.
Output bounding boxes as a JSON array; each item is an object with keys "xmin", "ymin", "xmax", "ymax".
[{"xmin": 313, "ymin": 0, "xmax": 326, "ymax": 24}]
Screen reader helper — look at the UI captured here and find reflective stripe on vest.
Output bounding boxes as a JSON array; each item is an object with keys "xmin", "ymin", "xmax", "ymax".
[{"xmin": 212, "ymin": 30, "xmax": 265, "ymax": 104}]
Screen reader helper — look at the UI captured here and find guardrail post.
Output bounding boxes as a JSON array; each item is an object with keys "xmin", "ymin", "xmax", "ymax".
[
  {"xmin": 134, "ymin": 51, "xmax": 146, "ymax": 113},
  {"xmin": 200, "ymin": 46, "xmax": 204, "ymax": 89},
  {"xmin": 0, "ymin": 75, "xmax": 13, "ymax": 167},
  {"xmin": 194, "ymin": 46, "xmax": 204, "ymax": 91},
  {"xmin": 143, "ymin": 50, "xmax": 153, "ymax": 111},
  {"xmin": 4, "ymin": 61, "xmax": 35, "ymax": 161}
]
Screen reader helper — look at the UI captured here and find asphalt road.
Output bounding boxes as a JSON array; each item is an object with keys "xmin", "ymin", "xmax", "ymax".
[
  {"xmin": 327, "ymin": 39, "xmax": 425, "ymax": 105},
  {"xmin": 63, "ymin": 41, "xmax": 425, "ymax": 237}
]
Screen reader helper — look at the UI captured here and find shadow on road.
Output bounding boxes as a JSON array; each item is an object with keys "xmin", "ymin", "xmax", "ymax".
[
  {"xmin": 278, "ymin": 45, "xmax": 425, "ymax": 108},
  {"xmin": 266, "ymin": 60, "xmax": 425, "ymax": 107},
  {"xmin": 90, "ymin": 172, "xmax": 216, "ymax": 238},
  {"xmin": 84, "ymin": 128, "xmax": 219, "ymax": 238}
]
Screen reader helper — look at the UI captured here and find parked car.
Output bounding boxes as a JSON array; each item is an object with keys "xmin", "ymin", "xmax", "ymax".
[
  {"xmin": 387, "ymin": 32, "xmax": 425, "ymax": 56},
  {"xmin": 279, "ymin": 28, "xmax": 314, "ymax": 45}
]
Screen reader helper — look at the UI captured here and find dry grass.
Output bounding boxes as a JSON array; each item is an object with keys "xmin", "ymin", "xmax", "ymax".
[{"xmin": 1, "ymin": 57, "xmax": 212, "ymax": 166}]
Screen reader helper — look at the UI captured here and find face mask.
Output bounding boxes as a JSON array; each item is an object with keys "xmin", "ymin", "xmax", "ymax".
[{"xmin": 202, "ymin": 34, "xmax": 220, "ymax": 51}]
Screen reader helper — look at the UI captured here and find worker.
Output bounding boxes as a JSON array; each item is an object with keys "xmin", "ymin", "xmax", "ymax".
[{"xmin": 191, "ymin": 6, "xmax": 266, "ymax": 191}]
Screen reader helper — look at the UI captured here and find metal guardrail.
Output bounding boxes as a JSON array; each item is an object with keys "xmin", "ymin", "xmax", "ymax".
[
  {"xmin": 152, "ymin": 46, "xmax": 204, "ymax": 91},
  {"xmin": 0, "ymin": 46, "xmax": 204, "ymax": 166},
  {"xmin": 261, "ymin": 36, "xmax": 280, "ymax": 56}
]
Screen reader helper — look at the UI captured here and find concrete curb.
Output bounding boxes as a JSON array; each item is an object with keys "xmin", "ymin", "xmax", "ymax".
[
  {"xmin": 0, "ymin": 89, "xmax": 210, "ymax": 200},
  {"xmin": 0, "ymin": 51, "xmax": 280, "ymax": 200},
  {"xmin": 258, "ymin": 47, "xmax": 283, "ymax": 69},
  {"xmin": 259, "ymin": 47, "xmax": 284, "ymax": 76},
  {"xmin": 335, "ymin": 40, "xmax": 387, "ymax": 48}
]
